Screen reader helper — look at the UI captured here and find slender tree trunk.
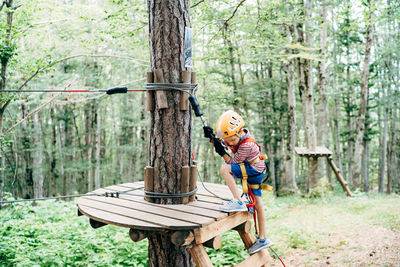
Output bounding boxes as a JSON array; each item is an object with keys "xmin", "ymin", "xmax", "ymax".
[
  {"xmin": 296, "ymin": 0, "xmax": 318, "ymax": 191},
  {"xmin": 32, "ymin": 112, "xmax": 44, "ymax": 198},
  {"xmin": 283, "ymin": 48, "xmax": 298, "ymax": 192},
  {"xmin": 223, "ymin": 26, "xmax": 240, "ymax": 112},
  {"xmin": 344, "ymin": 6, "xmax": 354, "ymax": 186},
  {"xmin": 21, "ymin": 102, "xmax": 33, "ymax": 199},
  {"xmin": 95, "ymin": 104, "xmax": 101, "ymax": 189},
  {"xmin": 317, "ymin": 0, "xmax": 328, "ymax": 178},
  {"xmin": 378, "ymin": 84, "xmax": 387, "ymax": 193},
  {"xmin": 362, "ymin": 140, "xmax": 369, "ymax": 192},
  {"xmin": 57, "ymin": 121, "xmax": 66, "ymax": 196},
  {"xmin": 147, "ymin": 1, "xmax": 193, "ymax": 266},
  {"xmin": 353, "ymin": 0, "xmax": 374, "ymax": 189}
]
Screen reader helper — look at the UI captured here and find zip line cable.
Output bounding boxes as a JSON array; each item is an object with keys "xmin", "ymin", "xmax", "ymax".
[{"xmin": 0, "ymin": 186, "xmax": 199, "ymax": 205}]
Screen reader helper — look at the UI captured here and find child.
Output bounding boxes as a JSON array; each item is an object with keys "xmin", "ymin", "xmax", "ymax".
[{"xmin": 203, "ymin": 110, "xmax": 273, "ymax": 254}]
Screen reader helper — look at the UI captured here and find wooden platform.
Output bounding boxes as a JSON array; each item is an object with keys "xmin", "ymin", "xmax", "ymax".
[
  {"xmin": 76, "ymin": 181, "xmax": 236, "ymax": 231},
  {"xmin": 295, "ymin": 146, "xmax": 333, "ymax": 157},
  {"xmin": 77, "ymin": 182, "xmax": 274, "ymax": 266}
]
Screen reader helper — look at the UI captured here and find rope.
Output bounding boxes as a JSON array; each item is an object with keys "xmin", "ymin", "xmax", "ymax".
[{"xmin": 0, "ymin": 185, "xmax": 198, "ymax": 205}]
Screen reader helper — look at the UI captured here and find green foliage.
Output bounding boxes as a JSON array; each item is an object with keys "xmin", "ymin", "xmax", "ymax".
[{"xmin": 0, "ymin": 200, "xmax": 148, "ymax": 266}]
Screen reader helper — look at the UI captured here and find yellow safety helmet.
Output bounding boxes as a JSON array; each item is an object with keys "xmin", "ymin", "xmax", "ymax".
[{"xmin": 215, "ymin": 110, "xmax": 245, "ymax": 138}]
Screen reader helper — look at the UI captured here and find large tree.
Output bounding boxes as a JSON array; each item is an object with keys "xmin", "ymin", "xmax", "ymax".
[{"xmin": 147, "ymin": 0, "xmax": 193, "ymax": 266}]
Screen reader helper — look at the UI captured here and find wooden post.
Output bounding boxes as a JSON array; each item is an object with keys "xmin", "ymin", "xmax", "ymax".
[
  {"xmin": 191, "ymin": 72, "xmax": 196, "ymax": 84},
  {"xmin": 153, "ymin": 69, "xmax": 169, "ymax": 109},
  {"xmin": 181, "ymin": 71, "xmax": 191, "ymax": 110},
  {"xmin": 327, "ymin": 156, "xmax": 353, "ymax": 197},
  {"xmin": 171, "ymin": 231, "xmax": 194, "ymax": 246},
  {"xmin": 146, "ymin": 72, "xmax": 153, "ymax": 111},
  {"xmin": 89, "ymin": 218, "xmax": 107, "ymax": 229},
  {"xmin": 144, "ymin": 166, "xmax": 154, "ymax": 202},
  {"xmin": 233, "ymin": 220, "xmax": 252, "ymax": 233},
  {"xmin": 189, "ymin": 161, "xmax": 197, "ymax": 202},
  {"xmin": 189, "ymin": 244, "xmax": 213, "ymax": 267},
  {"xmin": 129, "ymin": 229, "xmax": 146, "ymax": 242},
  {"xmin": 181, "ymin": 166, "xmax": 190, "ymax": 204},
  {"xmin": 203, "ymin": 235, "xmax": 221, "ymax": 250}
]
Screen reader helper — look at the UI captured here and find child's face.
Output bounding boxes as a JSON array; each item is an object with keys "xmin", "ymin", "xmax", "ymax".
[{"xmin": 222, "ymin": 134, "xmax": 240, "ymax": 147}]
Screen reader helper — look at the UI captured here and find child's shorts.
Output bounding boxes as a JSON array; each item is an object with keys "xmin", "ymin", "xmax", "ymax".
[{"xmin": 231, "ymin": 162, "xmax": 265, "ymax": 197}]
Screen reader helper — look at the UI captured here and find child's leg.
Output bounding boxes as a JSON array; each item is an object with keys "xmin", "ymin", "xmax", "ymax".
[
  {"xmin": 220, "ymin": 164, "xmax": 243, "ymax": 202},
  {"xmin": 254, "ymin": 195, "xmax": 266, "ymax": 239}
]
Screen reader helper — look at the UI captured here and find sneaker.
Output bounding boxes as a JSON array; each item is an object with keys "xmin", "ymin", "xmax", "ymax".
[
  {"xmin": 219, "ymin": 199, "xmax": 248, "ymax": 212},
  {"xmin": 248, "ymin": 238, "xmax": 273, "ymax": 254}
]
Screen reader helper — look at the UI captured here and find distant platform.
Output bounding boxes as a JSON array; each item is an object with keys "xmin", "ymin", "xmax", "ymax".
[
  {"xmin": 295, "ymin": 146, "xmax": 333, "ymax": 157},
  {"xmin": 76, "ymin": 181, "xmax": 235, "ymax": 231}
]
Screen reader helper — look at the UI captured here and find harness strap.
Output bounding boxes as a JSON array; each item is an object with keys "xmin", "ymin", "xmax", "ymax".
[
  {"xmin": 249, "ymin": 183, "xmax": 273, "ymax": 192},
  {"xmin": 239, "ymin": 163, "xmax": 248, "ymax": 194}
]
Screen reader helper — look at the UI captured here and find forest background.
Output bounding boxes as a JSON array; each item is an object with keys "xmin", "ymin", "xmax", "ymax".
[
  {"xmin": 1, "ymin": 0, "xmax": 400, "ymax": 266},
  {"xmin": 0, "ymin": 0, "xmax": 399, "ymax": 205}
]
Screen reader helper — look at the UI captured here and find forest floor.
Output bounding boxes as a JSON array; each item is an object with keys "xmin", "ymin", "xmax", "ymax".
[
  {"xmin": 264, "ymin": 192, "xmax": 400, "ymax": 267},
  {"xmin": 1, "ymin": 189, "xmax": 399, "ymax": 266}
]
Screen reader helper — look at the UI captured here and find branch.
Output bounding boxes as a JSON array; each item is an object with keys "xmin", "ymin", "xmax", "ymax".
[
  {"xmin": 224, "ymin": 0, "xmax": 246, "ymax": 25},
  {"xmin": 191, "ymin": 0, "xmax": 205, "ymax": 8},
  {"xmin": 1, "ymin": 82, "xmax": 73, "ymax": 137},
  {"xmin": 0, "ymin": 1, "xmax": 5, "ymax": 12}
]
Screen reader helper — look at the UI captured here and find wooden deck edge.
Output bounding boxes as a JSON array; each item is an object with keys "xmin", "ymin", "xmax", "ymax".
[
  {"xmin": 194, "ymin": 212, "xmax": 252, "ymax": 244},
  {"xmin": 234, "ymin": 249, "xmax": 273, "ymax": 267}
]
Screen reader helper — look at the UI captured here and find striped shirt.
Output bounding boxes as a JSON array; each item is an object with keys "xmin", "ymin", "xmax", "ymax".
[{"xmin": 224, "ymin": 129, "xmax": 265, "ymax": 173}]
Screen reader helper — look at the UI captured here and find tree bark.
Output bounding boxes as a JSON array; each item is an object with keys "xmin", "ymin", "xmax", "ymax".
[
  {"xmin": 317, "ymin": 0, "xmax": 328, "ymax": 179},
  {"xmin": 353, "ymin": 0, "xmax": 374, "ymax": 189},
  {"xmin": 283, "ymin": 29, "xmax": 298, "ymax": 192},
  {"xmin": 147, "ymin": 1, "xmax": 193, "ymax": 266},
  {"xmin": 32, "ymin": 112, "xmax": 44, "ymax": 198},
  {"xmin": 296, "ymin": 0, "xmax": 318, "ymax": 191},
  {"xmin": 362, "ymin": 140, "xmax": 369, "ymax": 192}
]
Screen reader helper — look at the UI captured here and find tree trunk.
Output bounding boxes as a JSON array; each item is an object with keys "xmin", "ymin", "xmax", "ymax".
[
  {"xmin": 362, "ymin": 140, "xmax": 369, "ymax": 192},
  {"xmin": 95, "ymin": 103, "xmax": 101, "ymax": 189},
  {"xmin": 283, "ymin": 37, "xmax": 298, "ymax": 192},
  {"xmin": 344, "ymin": 6, "xmax": 354, "ymax": 186},
  {"xmin": 317, "ymin": 0, "xmax": 328, "ymax": 179},
  {"xmin": 147, "ymin": 1, "xmax": 193, "ymax": 266},
  {"xmin": 32, "ymin": 112, "xmax": 44, "ymax": 198},
  {"xmin": 378, "ymin": 86, "xmax": 387, "ymax": 193},
  {"xmin": 296, "ymin": 0, "xmax": 318, "ymax": 191},
  {"xmin": 353, "ymin": 0, "xmax": 374, "ymax": 189},
  {"xmin": 21, "ymin": 102, "xmax": 33, "ymax": 199}
]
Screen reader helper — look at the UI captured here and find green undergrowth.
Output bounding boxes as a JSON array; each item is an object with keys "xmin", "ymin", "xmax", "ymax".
[{"xmin": 1, "ymin": 192, "xmax": 399, "ymax": 266}]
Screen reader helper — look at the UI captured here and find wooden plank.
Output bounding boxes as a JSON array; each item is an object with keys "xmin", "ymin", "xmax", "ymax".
[
  {"xmin": 77, "ymin": 205, "xmax": 159, "ymax": 229},
  {"xmin": 235, "ymin": 249, "xmax": 272, "ymax": 267},
  {"xmin": 189, "ymin": 244, "xmax": 213, "ymax": 267},
  {"xmin": 194, "ymin": 212, "xmax": 252, "ymax": 244},
  {"xmin": 181, "ymin": 166, "xmax": 190, "ymax": 204},
  {"xmin": 78, "ymin": 197, "xmax": 200, "ymax": 230},
  {"xmin": 180, "ymin": 71, "xmax": 191, "ymax": 110},
  {"xmin": 188, "ymin": 199, "xmax": 224, "ymax": 212},
  {"xmin": 144, "ymin": 166, "xmax": 154, "ymax": 202},
  {"xmin": 189, "ymin": 163, "xmax": 197, "ymax": 202},
  {"xmin": 153, "ymin": 68, "xmax": 169, "ymax": 109},
  {"xmin": 82, "ymin": 192, "xmax": 213, "ymax": 226},
  {"xmin": 146, "ymin": 72, "xmax": 153, "ymax": 111},
  {"xmin": 102, "ymin": 185, "xmax": 227, "ymax": 220}
]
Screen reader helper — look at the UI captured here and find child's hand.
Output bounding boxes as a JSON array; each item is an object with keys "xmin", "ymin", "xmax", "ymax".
[
  {"xmin": 213, "ymin": 137, "xmax": 227, "ymax": 157},
  {"xmin": 203, "ymin": 126, "xmax": 214, "ymax": 140}
]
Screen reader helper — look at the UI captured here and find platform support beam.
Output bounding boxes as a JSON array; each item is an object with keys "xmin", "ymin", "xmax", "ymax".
[
  {"xmin": 327, "ymin": 156, "xmax": 353, "ymax": 196},
  {"xmin": 189, "ymin": 244, "xmax": 213, "ymax": 267}
]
